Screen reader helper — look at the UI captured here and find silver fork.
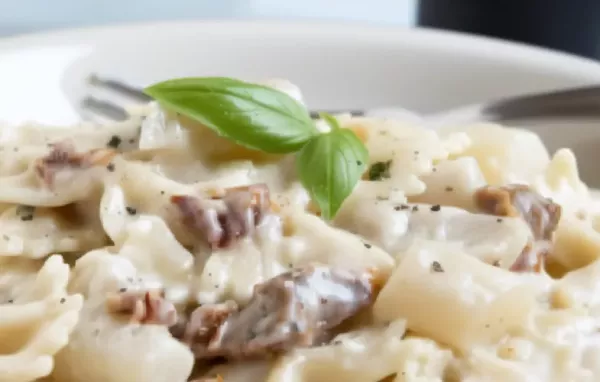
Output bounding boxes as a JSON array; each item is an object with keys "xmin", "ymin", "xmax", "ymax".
[
  {"xmin": 81, "ymin": 74, "xmax": 365, "ymax": 121},
  {"xmin": 81, "ymin": 74, "xmax": 600, "ymax": 125}
]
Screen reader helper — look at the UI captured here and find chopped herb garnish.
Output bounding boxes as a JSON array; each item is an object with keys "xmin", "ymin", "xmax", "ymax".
[
  {"xmin": 367, "ymin": 160, "xmax": 392, "ymax": 181},
  {"xmin": 430, "ymin": 204, "xmax": 441, "ymax": 212},
  {"xmin": 431, "ymin": 261, "xmax": 444, "ymax": 273},
  {"xmin": 16, "ymin": 205, "xmax": 35, "ymax": 221},
  {"xmin": 107, "ymin": 135, "xmax": 122, "ymax": 148}
]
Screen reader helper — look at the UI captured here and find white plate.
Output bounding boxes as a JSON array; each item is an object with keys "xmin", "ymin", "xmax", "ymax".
[{"xmin": 2, "ymin": 21, "xmax": 600, "ymax": 183}]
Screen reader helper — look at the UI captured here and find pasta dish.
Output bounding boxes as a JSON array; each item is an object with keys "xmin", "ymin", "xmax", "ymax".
[{"xmin": 2, "ymin": 78, "xmax": 600, "ymax": 382}]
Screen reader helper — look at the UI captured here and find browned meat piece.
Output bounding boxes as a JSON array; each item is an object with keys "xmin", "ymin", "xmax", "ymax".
[
  {"xmin": 509, "ymin": 241, "xmax": 552, "ymax": 273},
  {"xmin": 179, "ymin": 301, "xmax": 239, "ymax": 346},
  {"xmin": 180, "ymin": 266, "xmax": 375, "ymax": 360},
  {"xmin": 475, "ymin": 184, "xmax": 561, "ymax": 241},
  {"xmin": 171, "ymin": 183, "xmax": 272, "ymax": 249},
  {"xmin": 475, "ymin": 184, "xmax": 562, "ymax": 272},
  {"xmin": 34, "ymin": 141, "xmax": 116, "ymax": 188},
  {"xmin": 106, "ymin": 289, "xmax": 177, "ymax": 326}
]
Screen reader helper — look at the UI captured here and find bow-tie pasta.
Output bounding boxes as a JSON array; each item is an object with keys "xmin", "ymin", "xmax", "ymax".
[
  {"xmin": 0, "ymin": 255, "xmax": 82, "ymax": 382},
  {"xmin": 53, "ymin": 250, "xmax": 194, "ymax": 382}
]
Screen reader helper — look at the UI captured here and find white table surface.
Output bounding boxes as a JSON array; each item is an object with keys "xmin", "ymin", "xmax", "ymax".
[{"xmin": 0, "ymin": 0, "xmax": 417, "ymax": 37}]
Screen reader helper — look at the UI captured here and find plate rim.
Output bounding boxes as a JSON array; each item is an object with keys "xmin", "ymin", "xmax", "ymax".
[{"xmin": 1, "ymin": 19, "xmax": 600, "ymax": 76}]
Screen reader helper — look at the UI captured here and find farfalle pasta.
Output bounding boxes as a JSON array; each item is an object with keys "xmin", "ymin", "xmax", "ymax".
[
  {"xmin": 1, "ymin": 78, "xmax": 600, "ymax": 382},
  {"xmin": 0, "ymin": 255, "xmax": 82, "ymax": 382}
]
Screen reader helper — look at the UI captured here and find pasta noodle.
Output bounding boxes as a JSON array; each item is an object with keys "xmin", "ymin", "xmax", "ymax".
[{"xmin": 1, "ymin": 79, "xmax": 600, "ymax": 381}]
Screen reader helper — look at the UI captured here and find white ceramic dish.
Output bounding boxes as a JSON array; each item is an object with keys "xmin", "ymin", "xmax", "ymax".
[{"xmin": 1, "ymin": 21, "xmax": 600, "ymax": 183}]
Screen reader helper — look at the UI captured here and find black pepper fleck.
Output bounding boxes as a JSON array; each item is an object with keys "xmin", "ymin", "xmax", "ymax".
[
  {"xmin": 492, "ymin": 260, "xmax": 501, "ymax": 267},
  {"xmin": 119, "ymin": 287, "xmax": 127, "ymax": 293},
  {"xmin": 128, "ymin": 138, "xmax": 135, "ymax": 144},
  {"xmin": 432, "ymin": 168, "xmax": 437, "ymax": 172},
  {"xmin": 7, "ymin": 299, "xmax": 13, "ymax": 304},
  {"xmin": 412, "ymin": 206, "xmax": 419, "ymax": 212},
  {"xmin": 2, "ymin": 235, "xmax": 8, "ymax": 241},
  {"xmin": 394, "ymin": 206, "xmax": 401, "ymax": 211},
  {"xmin": 214, "ymin": 284, "xmax": 219, "ymax": 288},
  {"xmin": 107, "ymin": 135, "xmax": 122, "ymax": 148},
  {"xmin": 364, "ymin": 243, "xmax": 372, "ymax": 249},
  {"xmin": 431, "ymin": 261, "xmax": 444, "ymax": 273},
  {"xmin": 125, "ymin": 206, "xmax": 137, "ymax": 215},
  {"xmin": 160, "ymin": 191, "xmax": 165, "ymax": 195},
  {"xmin": 496, "ymin": 218, "xmax": 503, "ymax": 223},
  {"xmin": 445, "ymin": 186, "xmax": 454, "ymax": 192},
  {"xmin": 320, "ymin": 297, "xmax": 328, "ymax": 304},
  {"xmin": 60, "ymin": 298, "xmax": 66, "ymax": 304},
  {"xmin": 356, "ymin": 160, "xmax": 363, "ymax": 166},
  {"xmin": 106, "ymin": 163, "xmax": 115, "ymax": 172},
  {"xmin": 431, "ymin": 204, "xmax": 441, "ymax": 212},
  {"xmin": 414, "ymin": 150, "xmax": 419, "ymax": 155}
]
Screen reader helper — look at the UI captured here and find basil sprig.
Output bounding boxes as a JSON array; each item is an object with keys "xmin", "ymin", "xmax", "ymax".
[{"xmin": 145, "ymin": 77, "xmax": 369, "ymax": 219}]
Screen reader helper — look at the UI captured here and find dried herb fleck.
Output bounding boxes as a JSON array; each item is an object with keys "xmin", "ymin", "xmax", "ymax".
[
  {"xmin": 367, "ymin": 160, "xmax": 392, "ymax": 181},
  {"xmin": 16, "ymin": 205, "xmax": 35, "ymax": 221},
  {"xmin": 431, "ymin": 261, "xmax": 444, "ymax": 273},
  {"xmin": 430, "ymin": 204, "xmax": 441, "ymax": 212},
  {"xmin": 107, "ymin": 135, "xmax": 122, "ymax": 149},
  {"xmin": 125, "ymin": 206, "xmax": 137, "ymax": 216},
  {"xmin": 363, "ymin": 243, "xmax": 372, "ymax": 249}
]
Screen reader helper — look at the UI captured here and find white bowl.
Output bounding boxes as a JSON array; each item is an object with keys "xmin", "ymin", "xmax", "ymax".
[{"xmin": 2, "ymin": 21, "xmax": 600, "ymax": 183}]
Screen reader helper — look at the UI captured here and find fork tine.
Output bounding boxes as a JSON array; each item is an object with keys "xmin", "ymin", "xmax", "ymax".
[
  {"xmin": 84, "ymin": 74, "xmax": 366, "ymax": 121},
  {"xmin": 80, "ymin": 96, "xmax": 130, "ymax": 121},
  {"xmin": 88, "ymin": 74, "xmax": 152, "ymax": 102}
]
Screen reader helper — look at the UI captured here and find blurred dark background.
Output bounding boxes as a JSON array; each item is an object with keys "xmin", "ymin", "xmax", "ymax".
[
  {"xmin": 418, "ymin": 0, "xmax": 600, "ymax": 59},
  {"xmin": 3, "ymin": 0, "xmax": 599, "ymax": 60}
]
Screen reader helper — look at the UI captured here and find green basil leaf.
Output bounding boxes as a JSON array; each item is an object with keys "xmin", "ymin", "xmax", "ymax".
[
  {"xmin": 296, "ymin": 128, "xmax": 368, "ymax": 220},
  {"xmin": 319, "ymin": 112, "xmax": 341, "ymax": 131},
  {"xmin": 144, "ymin": 77, "xmax": 318, "ymax": 153}
]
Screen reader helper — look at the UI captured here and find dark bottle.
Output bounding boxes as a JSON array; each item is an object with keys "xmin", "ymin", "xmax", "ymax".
[{"xmin": 418, "ymin": 0, "xmax": 600, "ymax": 59}]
